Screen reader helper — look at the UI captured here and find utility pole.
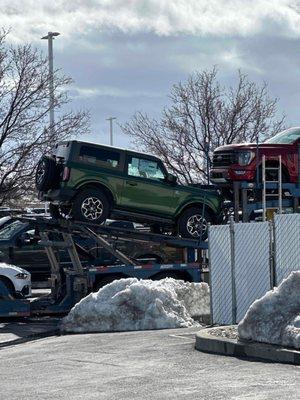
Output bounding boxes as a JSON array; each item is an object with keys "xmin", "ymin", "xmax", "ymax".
[
  {"xmin": 41, "ymin": 31, "xmax": 60, "ymax": 135},
  {"xmin": 106, "ymin": 117, "xmax": 116, "ymax": 146}
]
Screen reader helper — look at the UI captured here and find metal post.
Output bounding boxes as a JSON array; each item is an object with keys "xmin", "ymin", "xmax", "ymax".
[
  {"xmin": 298, "ymin": 145, "xmax": 300, "ymax": 187},
  {"xmin": 269, "ymin": 220, "xmax": 276, "ymax": 288},
  {"xmin": 233, "ymin": 181, "xmax": 240, "ymax": 223},
  {"xmin": 262, "ymin": 155, "xmax": 266, "ymax": 222},
  {"xmin": 106, "ymin": 117, "xmax": 116, "ymax": 146},
  {"xmin": 229, "ymin": 216, "xmax": 237, "ymax": 324},
  {"xmin": 39, "ymin": 232, "xmax": 62, "ymax": 301},
  {"xmin": 41, "ymin": 32, "xmax": 60, "ymax": 135},
  {"xmin": 278, "ymin": 155, "xmax": 282, "ymax": 214},
  {"xmin": 207, "ymin": 224, "xmax": 214, "ymax": 324},
  {"xmin": 296, "ymin": 145, "xmax": 300, "ymax": 212},
  {"xmin": 242, "ymin": 188, "xmax": 248, "ymax": 222},
  {"xmin": 255, "ymin": 134, "xmax": 260, "ymax": 186},
  {"xmin": 48, "ymin": 36, "xmax": 54, "ymax": 133}
]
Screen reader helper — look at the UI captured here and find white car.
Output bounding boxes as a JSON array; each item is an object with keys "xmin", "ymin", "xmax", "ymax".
[{"xmin": 0, "ymin": 263, "xmax": 31, "ymax": 297}]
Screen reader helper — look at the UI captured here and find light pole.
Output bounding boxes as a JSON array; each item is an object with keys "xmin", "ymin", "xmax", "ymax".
[
  {"xmin": 41, "ymin": 32, "xmax": 60, "ymax": 214},
  {"xmin": 41, "ymin": 31, "xmax": 60, "ymax": 135},
  {"xmin": 106, "ymin": 117, "xmax": 116, "ymax": 146}
]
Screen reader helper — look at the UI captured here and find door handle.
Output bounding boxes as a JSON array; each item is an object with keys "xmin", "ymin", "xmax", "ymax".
[{"xmin": 126, "ymin": 181, "xmax": 137, "ymax": 186}]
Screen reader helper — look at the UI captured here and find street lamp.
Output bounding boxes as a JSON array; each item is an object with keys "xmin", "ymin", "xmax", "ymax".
[
  {"xmin": 41, "ymin": 32, "xmax": 60, "ymax": 215},
  {"xmin": 106, "ymin": 117, "xmax": 117, "ymax": 146},
  {"xmin": 41, "ymin": 32, "xmax": 60, "ymax": 135}
]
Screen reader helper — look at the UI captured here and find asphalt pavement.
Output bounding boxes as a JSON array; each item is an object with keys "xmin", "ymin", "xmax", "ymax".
[
  {"xmin": 0, "ymin": 327, "xmax": 299, "ymax": 400},
  {"xmin": 0, "ymin": 317, "xmax": 60, "ymax": 347}
]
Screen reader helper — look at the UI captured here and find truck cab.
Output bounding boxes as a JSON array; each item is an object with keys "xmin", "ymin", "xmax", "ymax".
[{"xmin": 210, "ymin": 127, "xmax": 300, "ymax": 191}]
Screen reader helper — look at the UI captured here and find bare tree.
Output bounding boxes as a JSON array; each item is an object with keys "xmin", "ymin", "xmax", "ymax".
[
  {"xmin": 0, "ymin": 30, "xmax": 89, "ymax": 205},
  {"xmin": 122, "ymin": 67, "xmax": 286, "ymax": 184}
]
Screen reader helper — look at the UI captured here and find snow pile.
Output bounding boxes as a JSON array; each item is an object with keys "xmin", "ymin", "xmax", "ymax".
[
  {"xmin": 238, "ymin": 271, "xmax": 300, "ymax": 349},
  {"xmin": 61, "ymin": 278, "xmax": 210, "ymax": 333}
]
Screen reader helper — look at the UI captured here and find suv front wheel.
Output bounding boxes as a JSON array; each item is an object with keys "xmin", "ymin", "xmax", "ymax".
[
  {"xmin": 72, "ymin": 188, "xmax": 110, "ymax": 224},
  {"xmin": 177, "ymin": 207, "xmax": 212, "ymax": 240}
]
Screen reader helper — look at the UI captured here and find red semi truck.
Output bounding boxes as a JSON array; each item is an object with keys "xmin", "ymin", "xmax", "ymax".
[{"xmin": 210, "ymin": 127, "xmax": 300, "ymax": 192}]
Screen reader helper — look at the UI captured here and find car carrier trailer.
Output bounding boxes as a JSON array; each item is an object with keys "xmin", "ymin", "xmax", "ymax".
[
  {"xmin": 232, "ymin": 180, "xmax": 300, "ymax": 222},
  {"xmin": 231, "ymin": 154, "xmax": 300, "ymax": 222},
  {"xmin": 0, "ymin": 216, "xmax": 208, "ymax": 317}
]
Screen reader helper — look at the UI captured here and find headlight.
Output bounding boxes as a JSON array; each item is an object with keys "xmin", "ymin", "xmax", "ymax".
[
  {"xmin": 238, "ymin": 151, "xmax": 255, "ymax": 166},
  {"xmin": 15, "ymin": 273, "xmax": 29, "ymax": 279}
]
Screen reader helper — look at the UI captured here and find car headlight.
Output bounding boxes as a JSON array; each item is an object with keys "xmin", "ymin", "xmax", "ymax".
[
  {"xmin": 238, "ymin": 151, "xmax": 255, "ymax": 166},
  {"xmin": 15, "ymin": 273, "xmax": 29, "ymax": 279}
]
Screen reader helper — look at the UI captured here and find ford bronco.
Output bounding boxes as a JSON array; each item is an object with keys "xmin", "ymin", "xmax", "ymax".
[{"xmin": 36, "ymin": 141, "xmax": 224, "ymax": 239}]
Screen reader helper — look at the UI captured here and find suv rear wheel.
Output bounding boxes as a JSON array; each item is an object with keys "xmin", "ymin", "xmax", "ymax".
[
  {"xmin": 177, "ymin": 207, "xmax": 212, "ymax": 240},
  {"xmin": 72, "ymin": 188, "xmax": 110, "ymax": 224}
]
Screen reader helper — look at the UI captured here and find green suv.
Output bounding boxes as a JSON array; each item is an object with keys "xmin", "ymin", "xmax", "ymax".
[{"xmin": 36, "ymin": 141, "xmax": 223, "ymax": 239}]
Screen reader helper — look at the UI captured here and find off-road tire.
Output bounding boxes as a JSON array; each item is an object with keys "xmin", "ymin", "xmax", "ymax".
[
  {"xmin": 35, "ymin": 156, "xmax": 59, "ymax": 191},
  {"xmin": 72, "ymin": 188, "xmax": 110, "ymax": 224},
  {"xmin": 177, "ymin": 206, "xmax": 212, "ymax": 240}
]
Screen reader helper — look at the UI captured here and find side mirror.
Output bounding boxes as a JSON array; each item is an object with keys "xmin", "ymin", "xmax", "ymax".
[{"xmin": 166, "ymin": 173, "xmax": 177, "ymax": 184}]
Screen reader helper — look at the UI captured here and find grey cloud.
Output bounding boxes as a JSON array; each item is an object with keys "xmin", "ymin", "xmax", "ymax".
[
  {"xmin": 53, "ymin": 30, "xmax": 299, "ymax": 149},
  {"xmin": 2, "ymin": 0, "xmax": 300, "ymax": 44},
  {"xmin": 2, "ymin": 1, "xmax": 300, "ymax": 148}
]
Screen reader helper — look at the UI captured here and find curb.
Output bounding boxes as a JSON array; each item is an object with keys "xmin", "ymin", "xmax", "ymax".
[
  {"xmin": 195, "ymin": 327, "xmax": 300, "ymax": 365},
  {"xmin": 0, "ymin": 328, "xmax": 60, "ymax": 349}
]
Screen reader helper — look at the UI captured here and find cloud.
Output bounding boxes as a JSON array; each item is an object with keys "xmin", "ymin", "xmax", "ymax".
[
  {"xmin": 2, "ymin": 0, "xmax": 300, "ymax": 149},
  {"xmin": 70, "ymin": 85, "xmax": 161, "ymax": 99},
  {"xmin": 1, "ymin": 0, "xmax": 300, "ymax": 44}
]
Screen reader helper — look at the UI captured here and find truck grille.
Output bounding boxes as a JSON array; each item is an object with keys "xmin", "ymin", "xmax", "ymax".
[{"xmin": 212, "ymin": 151, "xmax": 237, "ymax": 167}]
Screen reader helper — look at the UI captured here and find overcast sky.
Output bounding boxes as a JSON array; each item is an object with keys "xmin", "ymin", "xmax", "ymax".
[{"xmin": 2, "ymin": 0, "xmax": 300, "ymax": 148}]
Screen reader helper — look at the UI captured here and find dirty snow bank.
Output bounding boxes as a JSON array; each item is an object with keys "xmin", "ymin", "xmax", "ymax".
[
  {"xmin": 61, "ymin": 278, "xmax": 210, "ymax": 333},
  {"xmin": 238, "ymin": 271, "xmax": 300, "ymax": 349}
]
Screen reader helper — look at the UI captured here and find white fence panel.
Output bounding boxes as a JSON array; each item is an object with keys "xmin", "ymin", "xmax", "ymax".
[
  {"xmin": 209, "ymin": 225, "xmax": 232, "ymax": 325},
  {"xmin": 234, "ymin": 222, "xmax": 271, "ymax": 322},
  {"xmin": 274, "ymin": 214, "xmax": 300, "ymax": 284}
]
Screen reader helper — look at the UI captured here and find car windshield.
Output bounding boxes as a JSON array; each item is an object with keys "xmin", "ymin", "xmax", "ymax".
[
  {"xmin": 0, "ymin": 220, "xmax": 25, "ymax": 240},
  {"xmin": 0, "ymin": 216, "xmax": 11, "ymax": 228},
  {"xmin": 265, "ymin": 128, "xmax": 300, "ymax": 144}
]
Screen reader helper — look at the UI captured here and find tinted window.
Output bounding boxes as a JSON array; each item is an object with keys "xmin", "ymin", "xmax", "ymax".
[
  {"xmin": 127, "ymin": 156, "xmax": 165, "ymax": 180},
  {"xmin": 79, "ymin": 146, "xmax": 120, "ymax": 168}
]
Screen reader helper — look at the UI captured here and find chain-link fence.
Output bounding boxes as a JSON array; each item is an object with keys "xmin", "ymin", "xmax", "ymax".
[
  {"xmin": 274, "ymin": 214, "xmax": 300, "ymax": 285},
  {"xmin": 209, "ymin": 225, "xmax": 232, "ymax": 325},
  {"xmin": 234, "ymin": 222, "xmax": 271, "ymax": 322},
  {"xmin": 209, "ymin": 214, "xmax": 300, "ymax": 325}
]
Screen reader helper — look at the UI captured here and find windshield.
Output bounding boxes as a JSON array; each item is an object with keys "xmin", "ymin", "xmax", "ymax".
[
  {"xmin": 0, "ymin": 221, "xmax": 25, "ymax": 240},
  {"xmin": 265, "ymin": 128, "xmax": 300, "ymax": 144},
  {"xmin": 0, "ymin": 216, "xmax": 11, "ymax": 227}
]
